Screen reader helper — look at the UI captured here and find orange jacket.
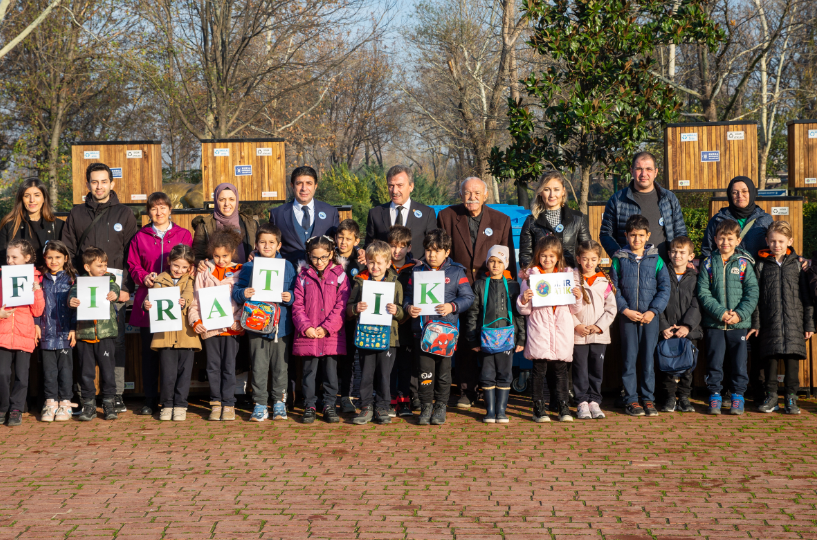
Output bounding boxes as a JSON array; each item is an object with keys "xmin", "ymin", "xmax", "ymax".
[{"xmin": 0, "ymin": 269, "xmax": 45, "ymax": 353}]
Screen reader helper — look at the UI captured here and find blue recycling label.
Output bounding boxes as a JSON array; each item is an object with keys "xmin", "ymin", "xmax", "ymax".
[
  {"xmin": 111, "ymin": 168, "xmax": 122, "ymax": 178},
  {"xmin": 235, "ymin": 165, "xmax": 252, "ymax": 176},
  {"xmin": 701, "ymin": 151, "xmax": 720, "ymax": 162}
]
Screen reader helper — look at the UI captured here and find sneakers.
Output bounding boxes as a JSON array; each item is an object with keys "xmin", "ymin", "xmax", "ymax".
[
  {"xmin": 159, "ymin": 407, "xmax": 173, "ymax": 421},
  {"xmin": 352, "ymin": 405, "xmax": 374, "ymax": 425},
  {"xmin": 677, "ymin": 397, "xmax": 695, "ymax": 413},
  {"xmin": 625, "ymin": 402, "xmax": 645, "ymax": 416},
  {"xmin": 172, "ymin": 407, "xmax": 187, "ymax": 421},
  {"xmin": 302, "ymin": 407, "xmax": 316, "ymax": 424},
  {"xmin": 657, "ymin": 398, "xmax": 676, "ymax": 413},
  {"xmin": 250, "ymin": 404, "xmax": 269, "ymax": 422},
  {"xmin": 387, "ymin": 407, "xmax": 397, "ymax": 418},
  {"xmin": 417, "ymin": 403, "xmax": 433, "ymax": 425},
  {"xmin": 375, "ymin": 407, "xmax": 392, "ymax": 424},
  {"xmin": 643, "ymin": 401, "xmax": 659, "ymax": 417},
  {"xmin": 557, "ymin": 401, "xmax": 573, "ymax": 422},
  {"xmin": 7, "ymin": 410, "xmax": 21, "ymax": 427},
  {"xmin": 222, "ymin": 406, "xmax": 236, "ymax": 421},
  {"xmin": 272, "ymin": 401, "xmax": 287, "ymax": 420},
  {"xmin": 532, "ymin": 400, "xmax": 550, "ymax": 422},
  {"xmin": 114, "ymin": 395, "xmax": 127, "ymax": 413},
  {"xmin": 785, "ymin": 394, "xmax": 800, "ymax": 415},
  {"xmin": 339, "ymin": 396, "xmax": 356, "ymax": 414},
  {"xmin": 135, "ymin": 403, "xmax": 153, "ymax": 416},
  {"xmin": 589, "ymin": 401, "xmax": 605, "ymax": 419},
  {"xmin": 54, "ymin": 401, "xmax": 75, "ymax": 422},
  {"xmin": 456, "ymin": 394, "xmax": 472, "ymax": 409},
  {"xmin": 430, "ymin": 403, "xmax": 447, "ymax": 425},
  {"xmin": 209, "ymin": 402, "xmax": 223, "ymax": 421},
  {"xmin": 576, "ymin": 401, "xmax": 591, "ymax": 420},
  {"xmin": 102, "ymin": 399, "xmax": 118, "ymax": 420},
  {"xmin": 78, "ymin": 401, "xmax": 97, "ymax": 421},
  {"xmin": 730, "ymin": 394, "xmax": 745, "ymax": 415},
  {"xmin": 42, "ymin": 399, "xmax": 58, "ymax": 422},
  {"xmin": 411, "ymin": 397, "xmax": 421, "ymax": 411},
  {"xmin": 708, "ymin": 394, "xmax": 722, "ymax": 415},
  {"xmin": 397, "ymin": 402, "xmax": 413, "ymax": 417},
  {"xmin": 323, "ymin": 405, "xmax": 340, "ymax": 423},
  {"xmin": 758, "ymin": 393, "xmax": 780, "ymax": 413}
]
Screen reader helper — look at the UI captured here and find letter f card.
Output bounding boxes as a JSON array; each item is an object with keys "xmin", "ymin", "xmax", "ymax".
[
  {"xmin": 148, "ymin": 287, "xmax": 182, "ymax": 333},
  {"xmin": 2, "ymin": 264, "xmax": 34, "ymax": 307},
  {"xmin": 413, "ymin": 270, "xmax": 445, "ymax": 316}
]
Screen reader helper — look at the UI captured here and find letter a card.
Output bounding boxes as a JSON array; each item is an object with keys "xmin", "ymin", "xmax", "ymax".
[
  {"xmin": 197, "ymin": 285, "xmax": 234, "ymax": 330},
  {"xmin": 148, "ymin": 287, "xmax": 182, "ymax": 333},
  {"xmin": 251, "ymin": 257, "xmax": 286, "ymax": 302},
  {"xmin": 1, "ymin": 264, "xmax": 34, "ymax": 307},
  {"xmin": 360, "ymin": 280, "xmax": 395, "ymax": 326},
  {"xmin": 77, "ymin": 276, "xmax": 110, "ymax": 320},
  {"xmin": 413, "ymin": 270, "xmax": 445, "ymax": 316}
]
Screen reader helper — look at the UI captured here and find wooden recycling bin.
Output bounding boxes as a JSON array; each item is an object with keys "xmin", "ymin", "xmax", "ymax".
[
  {"xmin": 71, "ymin": 140, "xmax": 163, "ymax": 205},
  {"xmin": 787, "ymin": 120, "xmax": 817, "ymax": 189},
  {"xmin": 708, "ymin": 196, "xmax": 803, "ymax": 254},
  {"xmin": 201, "ymin": 139, "xmax": 286, "ymax": 204},
  {"xmin": 665, "ymin": 121, "xmax": 758, "ymax": 191},
  {"xmin": 587, "ymin": 202, "xmax": 612, "ymax": 267}
]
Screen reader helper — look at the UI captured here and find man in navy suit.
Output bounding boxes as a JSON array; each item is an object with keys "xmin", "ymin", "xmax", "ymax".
[
  {"xmin": 270, "ymin": 166, "xmax": 340, "ymax": 264},
  {"xmin": 364, "ymin": 165, "xmax": 437, "ymax": 261}
]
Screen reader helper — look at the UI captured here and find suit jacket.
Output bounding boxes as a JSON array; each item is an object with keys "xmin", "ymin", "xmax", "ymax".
[
  {"xmin": 365, "ymin": 200, "xmax": 437, "ymax": 260},
  {"xmin": 270, "ymin": 199, "xmax": 339, "ymax": 264},
  {"xmin": 436, "ymin": 204, "xmax": 517, "ymax": 285}
]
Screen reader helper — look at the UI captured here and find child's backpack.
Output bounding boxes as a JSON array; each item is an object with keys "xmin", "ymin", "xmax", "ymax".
[
  {"xmin": 355, "ymin": 324, "xmax": 391, "ymax": 351},
  {"xmin": 420, "ymin": 319, "xmax": 459, "ymax": 357},
  {"xmin": 240, "ymin": 300, "xmax": 280, "ymax": 340}
]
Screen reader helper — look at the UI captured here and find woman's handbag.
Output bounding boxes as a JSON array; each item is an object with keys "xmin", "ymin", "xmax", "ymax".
[{"xmin": 479, "ymin": 278, "xmax": 515, "ymax": 354}]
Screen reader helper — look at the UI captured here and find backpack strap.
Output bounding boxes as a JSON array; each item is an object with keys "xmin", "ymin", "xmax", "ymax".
[
  {"xmin": 77, "ymin": 207, "xmax": 111, "ymax": 251},
  {"xmin": 481, "ymin": 277, "xmax": 512, "ymax": 328},
  {"xmin": 739, "ymin": 218, "xmax": 758, "ymax": 241}
]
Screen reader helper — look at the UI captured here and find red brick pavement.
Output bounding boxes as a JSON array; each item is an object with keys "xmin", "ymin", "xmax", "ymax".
[{"xmin": 1, "ymin": 396, "xmax": 817, "ymax": 540}]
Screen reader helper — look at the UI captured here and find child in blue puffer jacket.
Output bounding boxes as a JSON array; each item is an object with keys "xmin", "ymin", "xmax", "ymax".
[{"xmin": 610, "ymin": 215, "xmax": 671, "ymax": 418}]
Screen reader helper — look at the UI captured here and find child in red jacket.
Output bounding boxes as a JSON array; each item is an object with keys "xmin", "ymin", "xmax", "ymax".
[{"xmin": 0, "ymin": 240, "xmax": 45, "ymax": 426}]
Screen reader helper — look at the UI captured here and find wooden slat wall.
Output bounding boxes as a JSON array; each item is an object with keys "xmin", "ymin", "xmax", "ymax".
[
  {"xmin": 201, "ymin": 140, "xmax": 285, "ymax": 203},
  {"xmin": 338, "ymin": 208, "xmax": 353, "ymax": 222},
  {"xmin": 708, "ymin": 198, "xmax": 803, "ymax": 254},
  {"xmin": 665, "ymin": 123, "xmax": 758, "ymax": 191},
  {"xmin": 788, "ymin": 121, "xmax": 817, "ymax": 189},
  {"xmin": 71, "ymin": 142, "xmax": 162, "ymax": 205},
  {"xmin": 587, "ymin": 203, "xmax": 611, "ymax": 267}
]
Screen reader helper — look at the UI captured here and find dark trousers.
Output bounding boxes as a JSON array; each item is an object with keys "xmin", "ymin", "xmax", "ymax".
[
  {"xmin": 249, "ymin": 334, "xmax": 291, "ymax": 405},
  {"xmin": 705, "ymin": 328, "xmax": 748, "ymax": 396},
  {"xmin": 455, "ymin": 340, "xmax": 479, "ymax": 396},
  {"xmin": 337, "ymin": 327, "xmax": 355, "ymax": 398},
  {"xmin": 531, "ymin": 359, "xmax": 569, "ymax": 403},
  {"xmin": 763, "ymin": 357, "xmax": 800, "ymax": 396},
  {"xmin": 0, "ymin": 348, "xmax": 31, "ymax": 413},
  {"xmin": 657, "ymin": 369, "xmax": 693, "ymax": 400},
  {"xmin": 417, "ymin": 338, "xmax": 452, "ymax": 404},
  {"xmin": 204, "ymin": 335, "xmax": 239, "ymax": 406},
  {"xmin": 359, "ymin": 347, "xmax": 396, "ymax": 409},
  {"xmin": 159, "ymin": 348, "xmax": 194, "ymax": 408},
  {"xmin": 141, "ymin": 327, "xmax": 160, "ymax": 401},
  {"xmin": 115, "ymin": 304, "xmax": 127, "ymax": 395},
  {"xmin": 390, "ymin": 331, "xmax": 417, "ymax": 401},
  {"xmin": 42, "ymin": 348, "xmax": 73, "ymax": 401},
  {"xmin": 479, "ymin": 350, "xmax": 514, "ymax": 389},
  {"xmin": 572, "ymin": 344, "xmax": 606, "ymax": 404},
  {"xmin": 620, "ymin": 318, "xmax": 659, "ymax": 403},
  {"xmin": 301, "ymin": 355, "xmax": 338, "ymax": 409},
  {"xmin": 77, "ymin": 339, "xmax": 115, "ymax": 400}
]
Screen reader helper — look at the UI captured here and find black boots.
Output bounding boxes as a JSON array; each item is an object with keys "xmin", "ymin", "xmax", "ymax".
[
  {"xmin": 102, "ymin": 398, "xmax": 118, "ymax": 420},
  {"xmin": 495, "ymin": 389, "xmax": 509, "ymax": 423},
  {"xmin": 78, "ymin": 400, "xmax": 97, "ymax": 421}
]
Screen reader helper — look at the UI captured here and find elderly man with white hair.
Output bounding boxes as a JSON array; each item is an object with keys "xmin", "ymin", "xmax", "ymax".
[{"xmin": 436, "ymin": 176, "xmax": 517, "ymax": 408}]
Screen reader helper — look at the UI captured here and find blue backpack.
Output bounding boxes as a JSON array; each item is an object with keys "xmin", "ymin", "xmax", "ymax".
[{"xmin": 656, "ymin": 337, "xmax": 698, "ymax": 375}]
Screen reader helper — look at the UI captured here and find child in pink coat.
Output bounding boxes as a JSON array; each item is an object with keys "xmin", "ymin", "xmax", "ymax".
[
  {"xmin": 292, "ymin": 235, "xmax": 350, "ymax": 425},
  {"xmin": 0, "ymin": 240, "xmax": 45, "ymax": 426},
  {"xmin": 518, "ymin": 236, "xmax": 582, "ymax": 423}
]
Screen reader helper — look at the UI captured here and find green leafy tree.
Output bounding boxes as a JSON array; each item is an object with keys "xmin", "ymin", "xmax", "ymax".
[
  {"xmin": 357, "ymin": 164, "xmax": 390, "ymax": 207},
  {"xmin": 315, "ymin": 164, "xmax": 372, "ymax": 226},
  {"xmin": 412, "ymin": 172, "xmax": 455, "ymax": 207},
  {"xmin": 490, "ymin": 0, "xmax": 724, "ymax": 214}
]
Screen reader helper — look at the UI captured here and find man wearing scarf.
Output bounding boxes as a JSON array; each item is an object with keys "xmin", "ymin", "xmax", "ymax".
[{"xmin": 701, "ymin": 176, "xmax": 773, "ymax": 260}]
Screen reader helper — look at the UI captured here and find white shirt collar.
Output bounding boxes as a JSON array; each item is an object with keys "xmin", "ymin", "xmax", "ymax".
[
  {"xmin": 294, "ymin": 199, "xmax": 315, "ymax": 212},
  {"xmin": 390, "ymin": 198, "xmax": 412, "ymax": 210}
]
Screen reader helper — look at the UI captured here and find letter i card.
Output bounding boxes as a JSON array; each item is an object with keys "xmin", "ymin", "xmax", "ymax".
[
  {"xmin": 77, "ymin": 276, "xmax": 110, "ymax": 320},
  {"xmin": 360, "ymin": 280, "xmax": 395, "ymax": 326}
]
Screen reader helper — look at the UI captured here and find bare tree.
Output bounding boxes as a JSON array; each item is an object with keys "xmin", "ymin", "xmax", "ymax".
[{"xmin": 0, "ymin": 0, "xmax": 61, "ymax": 59}]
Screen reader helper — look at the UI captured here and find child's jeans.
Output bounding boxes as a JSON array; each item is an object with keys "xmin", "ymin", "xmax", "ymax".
[
  {"xmin": 620, "ymin": 317, "xmax": 659, "ymax": 404},
  {"xmin": 204, "ymin": 335, "xmax": 240, "ymax": 406},
  {"xmin": 531, "ymin": 359, "xmax": 569, "ymax": 403},
  {"xmin": 0, "ymin": 348, "xmax": 31, "ymax": 413},
  {"xmin": 301, "ymin": 355, "xmax": 338, "ymax": 409},
  {"xmin": 705, "ymin": 328, "xmax": 748, "ymax": 396},
  {"xmin": 249, "ymin": 334, "xmax": 292, "ymax": 405},
  {"xmin": 359, "ymin": 347, "xmax": 396, "ymax": 409},
  {"xmin": 416, "ymin": 338, "xmax": 452, "ymax": 404},
  {"xmin": 572, "ymin": 344, "xmax": 605, "ymax": 404},
  {"xmin": 77, "ymin": 339, "xmax": 115, "ymax": 401},
  {"xmin": 160, "ymin": 348, "xmax": 195, "ymax": 408},
  {"xmin": 479, "ymin": 350, "xmax": 513, "ymax": 389},
  {"xmin": 41, "ymin": 348, "xmax": 73, "ymax": 402}
]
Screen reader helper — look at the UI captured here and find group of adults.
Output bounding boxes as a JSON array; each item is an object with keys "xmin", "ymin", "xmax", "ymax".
[{"xmin": 0, "ymin": 152, "xmax": 782, "ymax": 411}]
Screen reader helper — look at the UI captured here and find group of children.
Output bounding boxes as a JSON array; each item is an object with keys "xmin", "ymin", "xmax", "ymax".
[{"xmin": 0, "ymin": 210, "xmax": 811, "ymax": 427}]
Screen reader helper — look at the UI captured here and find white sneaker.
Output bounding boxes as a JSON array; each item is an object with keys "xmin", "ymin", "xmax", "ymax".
[
  {"xmin": 589, "ymin": 401, "xmax": 605, "ymax": 419},
  {"xmin": 172, "ymin": 407, "xmax": 187, "ymax": 421},
  {"xmin": 41, "ymin": 399, "xmax": 58, "ymax": 422},
  {"xmin": 159, "ymin": 407, "xmax": 173, "ymax": 421},
  {"xmin": 576, "ymin": 401, "xmax": 591, "ymax": 419}
]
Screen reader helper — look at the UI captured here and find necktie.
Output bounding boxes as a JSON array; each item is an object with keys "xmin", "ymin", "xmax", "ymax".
[
  {"xmin": 395, "ymin": 205, "xmax": 404, "ymax": 226},
  {"xmin": 301, "ymin": 206, "xmax": 311, "ymax": 231}
]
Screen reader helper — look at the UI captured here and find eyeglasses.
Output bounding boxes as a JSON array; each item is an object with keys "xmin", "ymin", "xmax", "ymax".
[{"xmin": 309, "ymin": 254, "xmax": 331, "ymax": 263}]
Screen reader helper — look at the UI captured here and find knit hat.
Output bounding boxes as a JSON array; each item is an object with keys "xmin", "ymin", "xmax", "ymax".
[{"xmin": 486, "ymin": 245, "xmax": 509, "ymax": 267}]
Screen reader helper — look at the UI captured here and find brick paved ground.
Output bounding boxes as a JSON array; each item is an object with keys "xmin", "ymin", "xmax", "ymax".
[{"xmin": 1, "ymin": 395, "xmax": 817, "ymax": 540}]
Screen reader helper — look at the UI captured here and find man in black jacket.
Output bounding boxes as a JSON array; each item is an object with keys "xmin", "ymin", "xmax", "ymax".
[{"xmin": 62, "ymin": 163, "xmax": 138, "ymax": 413}]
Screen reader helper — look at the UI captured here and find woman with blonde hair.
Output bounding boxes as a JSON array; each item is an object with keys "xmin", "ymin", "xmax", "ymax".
[{"xmin": 519, "ymin": 171, "xmax": 590, "ymax": 268}]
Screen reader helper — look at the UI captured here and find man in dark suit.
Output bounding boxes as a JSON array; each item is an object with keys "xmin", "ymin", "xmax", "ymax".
[
  {"xmin": 270, "ymin": 166, "xmax": 340, "ymax": 264},
  {"xmin": 364, "ymin": 165, "xmax": 437, "ymax": 261},
  {"xmin": 436, "ymin": 176, "xmax": 517, "ymax": 409}
]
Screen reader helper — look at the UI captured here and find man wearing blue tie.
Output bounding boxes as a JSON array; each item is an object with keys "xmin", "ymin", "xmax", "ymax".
[{"xmin": 270, "ymin": 166, "xmax": 340, "ymax": 264}]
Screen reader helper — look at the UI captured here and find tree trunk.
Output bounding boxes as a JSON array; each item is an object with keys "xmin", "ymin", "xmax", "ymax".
[
  {"xmin": 698, "ymin": 46, "xmax": 718, "ymax": 121},
  {"xmin": 579, "ymin": 165, "xmax": 591, "ymax": 215}
]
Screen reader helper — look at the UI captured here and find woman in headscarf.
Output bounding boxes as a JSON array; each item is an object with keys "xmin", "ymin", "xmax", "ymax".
[
  {"xmin": 192, "ymin": 183, "xmax": 259, "ymax": 270},
  {"xmin": 701, "ymin": 176, "xmax": 773, "ymax": 259}
]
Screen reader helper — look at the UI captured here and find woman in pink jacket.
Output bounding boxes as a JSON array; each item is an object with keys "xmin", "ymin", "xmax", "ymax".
[
  {"xmin": 292, "ymin": 236, "xmax": 350, "ymax": 425},
  {"xmin": 518, "ymin": 236, "xmax": 583, "ymax": 424},
  {"xmin": 0, "ymin": 240, "xmax": 45, "ymax": 426}
]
